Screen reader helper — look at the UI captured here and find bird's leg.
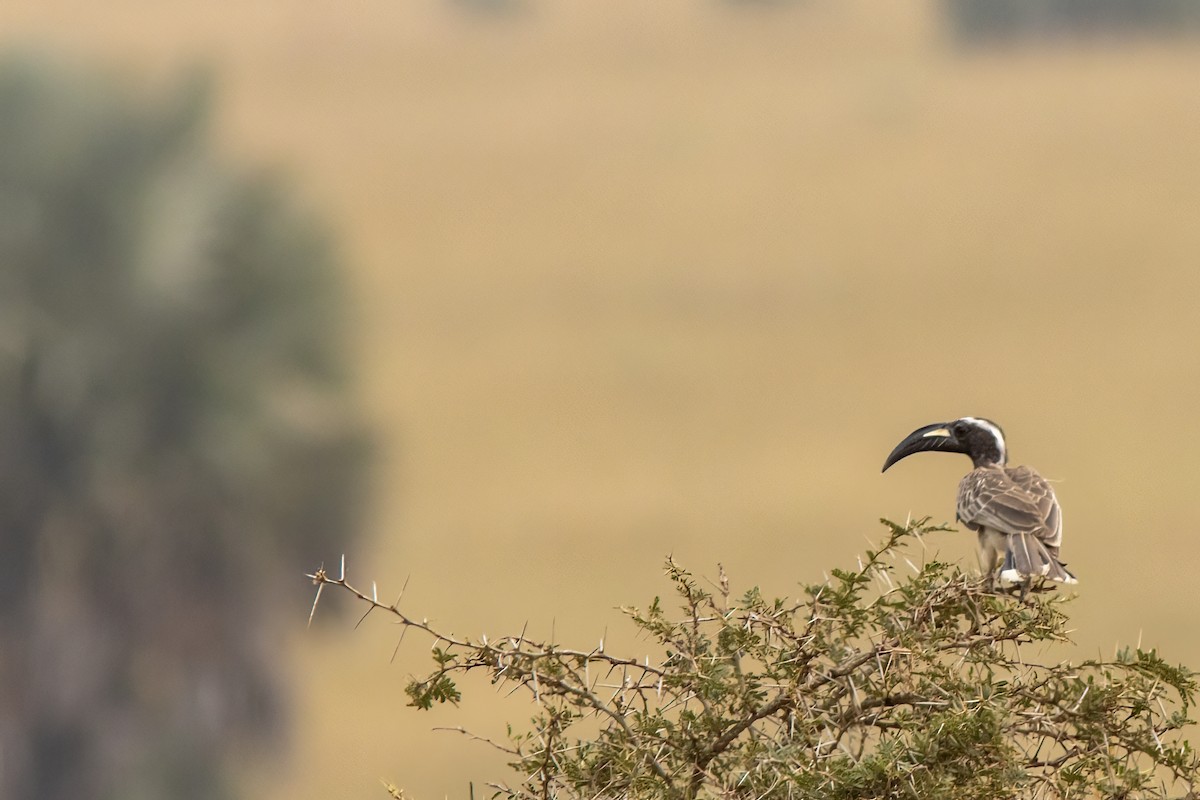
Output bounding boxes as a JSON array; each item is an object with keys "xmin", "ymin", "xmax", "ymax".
[
  {"xmin": 982, "ymin": 570, "xmax": 996, "ymax": 593},
  {"xmin": 976, "ymin": 530, "xmax": 1002, "ymax": 593}
]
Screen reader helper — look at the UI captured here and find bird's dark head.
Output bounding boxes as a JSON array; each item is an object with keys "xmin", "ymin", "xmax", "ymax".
[{"xmin": 881, "ymin": 417, "xmax": 1007, "ymax": 472}]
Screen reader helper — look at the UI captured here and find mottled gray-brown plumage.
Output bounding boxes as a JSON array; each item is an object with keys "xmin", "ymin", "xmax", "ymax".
[
  {"xmin": 883, "ymin": 416, "xmax": 1076, "ymax": 589},
  {"xmin": 957, "ymin": 464, "xmax": 1073, "ymax": 586}
]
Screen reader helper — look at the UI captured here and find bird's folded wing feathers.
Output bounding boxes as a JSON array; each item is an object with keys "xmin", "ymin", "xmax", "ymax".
[
  {"xmin": 1003, "ymin": 465, "xmax": 1063, "ymax": 547},
  {"xmin": 958, "ymin": 466, "xmax": 1061, "ymax": 545}
]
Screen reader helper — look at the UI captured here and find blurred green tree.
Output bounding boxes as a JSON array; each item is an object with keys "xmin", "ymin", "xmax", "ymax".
[{"xmin": 0, "ymin": 58, "xmax": 370, "ymax": 799}]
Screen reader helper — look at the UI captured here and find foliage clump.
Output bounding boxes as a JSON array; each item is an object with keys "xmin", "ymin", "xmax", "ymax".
[{"xmin": 314, "ymin": 519, "xmax": 1199, "ymax": 800}]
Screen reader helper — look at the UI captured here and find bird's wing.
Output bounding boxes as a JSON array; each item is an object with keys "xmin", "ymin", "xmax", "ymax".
[
  {"xmin": 957, "ymin": 466, "xmax": 1061, "ymax": 546},
  {"xmin": 1002, "ymin": 465, "xmax": 1062, "ymax": 548}
]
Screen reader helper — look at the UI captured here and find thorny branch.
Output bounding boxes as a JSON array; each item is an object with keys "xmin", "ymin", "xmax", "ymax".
[{"xmin": 309, "ymin": 518, "xmax": 1200, "ymax": 800}]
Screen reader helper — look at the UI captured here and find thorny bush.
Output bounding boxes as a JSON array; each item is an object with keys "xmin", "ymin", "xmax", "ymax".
[{"xmin": 309, "ymin": 519, "xmax": 1200, "ymax": 800}]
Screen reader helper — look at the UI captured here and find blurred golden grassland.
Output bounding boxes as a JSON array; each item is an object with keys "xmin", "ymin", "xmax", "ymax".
[{"xmin": 3, "ymin": 1, "xmax": 1200, "ymax": 797}]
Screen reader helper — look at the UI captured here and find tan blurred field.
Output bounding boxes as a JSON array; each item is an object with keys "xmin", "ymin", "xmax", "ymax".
[{"xmin": 4, "ymin": 1, "xmax": 1200, "ymax": 797}]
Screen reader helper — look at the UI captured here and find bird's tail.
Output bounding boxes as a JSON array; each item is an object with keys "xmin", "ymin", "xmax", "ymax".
[{"xmin": 1000, "ymin": 534, "xmax": 1078, "ymax": 586}]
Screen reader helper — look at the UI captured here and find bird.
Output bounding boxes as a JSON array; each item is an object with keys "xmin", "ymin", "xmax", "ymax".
[{"xmin": 881, "ymin": 417, "xmax": 1076, "ymax": 591}]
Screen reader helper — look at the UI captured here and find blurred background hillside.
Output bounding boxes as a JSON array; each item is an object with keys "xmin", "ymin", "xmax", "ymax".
[{"xmin": 1, "ymin": 1, "xmax": 1198, "ymax": 798}]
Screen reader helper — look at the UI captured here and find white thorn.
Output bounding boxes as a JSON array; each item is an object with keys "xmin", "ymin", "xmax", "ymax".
[{"xmin": 307, "ymin": 583, "xmax": 324, "ymax": 628}]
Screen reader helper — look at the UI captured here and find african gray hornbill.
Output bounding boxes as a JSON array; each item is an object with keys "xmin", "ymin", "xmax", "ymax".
[{"xmin": 882, "ymin": 417, "xmax": 1076, "ymax": 590}]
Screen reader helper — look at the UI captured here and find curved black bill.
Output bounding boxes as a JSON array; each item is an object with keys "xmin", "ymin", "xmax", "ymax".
[{"xmin": 881, "ymin": 422, "xmax": 964, "ymax": 472}]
